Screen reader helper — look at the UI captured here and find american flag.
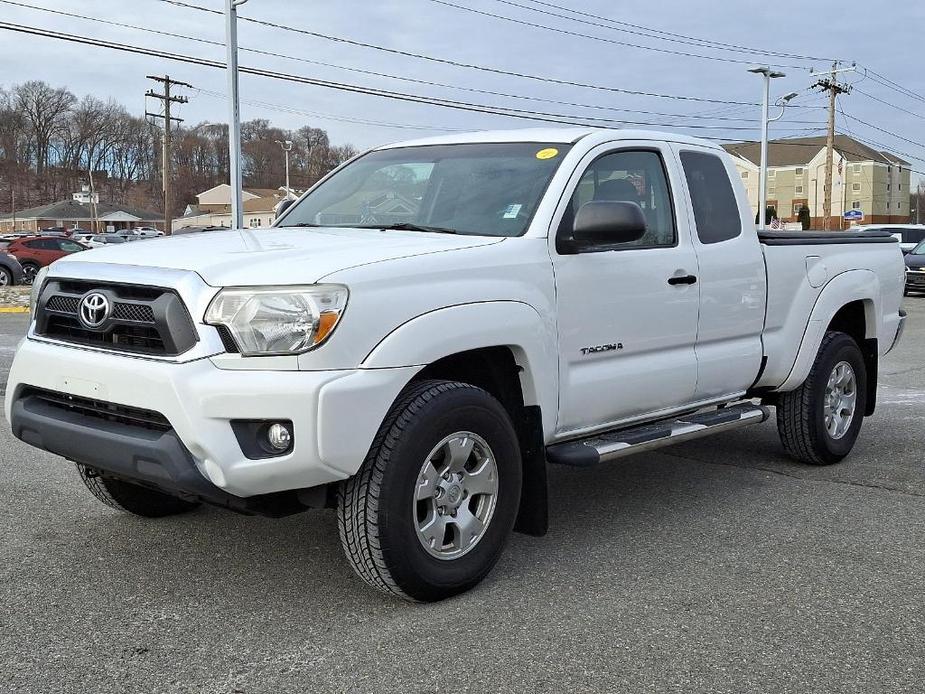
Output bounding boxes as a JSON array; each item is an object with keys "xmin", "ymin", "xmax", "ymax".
[{"xmin": 769, "ymin": 217, "xmax": 782, "ymax": 230}]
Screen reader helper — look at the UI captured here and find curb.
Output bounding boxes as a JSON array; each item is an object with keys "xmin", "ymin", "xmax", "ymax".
[{"xmin": 0, "ymin": 307, "xmax": 29, "ymax": 314}]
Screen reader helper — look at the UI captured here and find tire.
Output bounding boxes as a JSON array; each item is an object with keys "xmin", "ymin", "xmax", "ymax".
[
  {"xmin": 0, "ymin": 266, "xmax": 11, "ymax": 287},
  {"xmin": 20, "ymin": 262, "xmax": 40, "ymax": 286},
  {"xmin": 76, "ymin": 464, "xmax": 201, "ymax": 517},
  {"xmin": 338, "ymin": 380, "xmax": 522, "ymax": 602},
  {"xmin": 776, "ymin": 331, "xmax": 867, "ymax": 465}
]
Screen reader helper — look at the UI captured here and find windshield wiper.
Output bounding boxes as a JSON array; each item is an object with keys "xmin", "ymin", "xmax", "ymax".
[
  {"xmin": 354, "ymin": 222, "xmax": 458, "ymax": 235},
  {"xmin": 282, "ymin": 222, "xmax": 324, "ymax": 228}
]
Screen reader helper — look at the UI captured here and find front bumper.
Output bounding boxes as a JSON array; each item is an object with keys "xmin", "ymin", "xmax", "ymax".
[
  {"xmin": 5, "ymin": 338, "xmax": 419, "ymax": 500},
  {"xmin": 906, "ymin": 269, "xmax": 925, "ymax": 292}
]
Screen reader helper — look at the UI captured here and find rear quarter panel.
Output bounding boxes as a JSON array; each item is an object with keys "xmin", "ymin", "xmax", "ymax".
[{"xmin": 756, "ymin": 241, "xmax": 905, "ymax": 390}]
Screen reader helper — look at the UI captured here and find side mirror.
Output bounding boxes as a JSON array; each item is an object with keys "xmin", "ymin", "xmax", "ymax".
[
  {"xmin": 275, "ymin": 198, "xmax": 295, "ymax": 219},
  {"xmin": 571, "ymin": 201, "xmax": 647, "ymax": 249}
]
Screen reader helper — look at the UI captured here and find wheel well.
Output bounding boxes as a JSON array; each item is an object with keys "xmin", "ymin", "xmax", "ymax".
[
  {"xmin": 414, "ymin": 347, "xmax": 526, "ymax": 417},
  {"xmin": 412, "ymin": 347, "xmax": 548, "ymax": 537},
  {"xmin": 827, "ymin": 300, "xmax": 878, "ymax": 416}
]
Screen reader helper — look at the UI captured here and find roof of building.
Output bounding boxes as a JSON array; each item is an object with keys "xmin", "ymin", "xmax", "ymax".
[
  {"xmin": 723, "ymin": 134, "xmax": 910, "ymax": 167},
  {"xmin": 0, "ymin": 198, "xmax": 161, "ymax": 222}
]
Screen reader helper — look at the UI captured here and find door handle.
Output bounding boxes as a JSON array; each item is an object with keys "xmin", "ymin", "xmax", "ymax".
[{"xmin": 667, "ymin": 274, "xmax": 698, "ymax": 285}]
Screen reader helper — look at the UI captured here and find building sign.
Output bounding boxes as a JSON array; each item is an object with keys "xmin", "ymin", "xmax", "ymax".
[{"xmin": 844, "ymin": 209, "xmax": 864, "ymax": 221}]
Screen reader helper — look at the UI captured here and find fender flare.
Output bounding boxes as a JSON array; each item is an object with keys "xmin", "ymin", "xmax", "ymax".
[
  {"xmin": 361, "ymin": 301, "xmax": 558, "ymax": 436},
  {"xmin": 777, "ymin": 269, "xmax": 880, "ymax": 393}
]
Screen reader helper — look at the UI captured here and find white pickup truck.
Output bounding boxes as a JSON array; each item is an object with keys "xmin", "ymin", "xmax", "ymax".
[{"xmin": 5, "ymin": 129, "xmax": 907, "ymax": 602}]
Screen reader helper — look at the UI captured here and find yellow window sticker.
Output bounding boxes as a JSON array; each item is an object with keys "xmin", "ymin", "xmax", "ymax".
[{"xmin": 535, "ymin": 148, "xmax": 560, "ymax": 160}]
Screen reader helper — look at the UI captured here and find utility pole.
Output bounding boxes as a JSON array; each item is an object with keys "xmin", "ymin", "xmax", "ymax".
[
  {"xmin": 146, "ymin": 75, "xmax": 191, "ymax": 235},
  {"xmin": 813, "ymin": 62, "xmax": 854, "ymax": 231},
  {"xmin": 226, "ymin": 0, "xmax": 248, "ymax": 229}
]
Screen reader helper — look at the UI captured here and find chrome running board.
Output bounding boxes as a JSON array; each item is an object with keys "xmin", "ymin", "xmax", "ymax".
[{"xmin": 546, "ymin": 403, "xmax": 770, "ymax": 467}]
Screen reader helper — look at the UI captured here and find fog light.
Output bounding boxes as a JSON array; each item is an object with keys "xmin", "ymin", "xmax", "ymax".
[{"xmin": 267, "ymin": 423, "xmax": 292, "ymax": 451}]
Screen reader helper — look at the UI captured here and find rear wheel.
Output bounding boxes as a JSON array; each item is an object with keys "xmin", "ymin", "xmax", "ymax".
[
  {"xmin": 338, "ymin": 380, "xmax": 522, "ymax": 602},
  {"xmin": 0, "ymin": 266, "xmax": 11, "ymax": 287},
  {"xmin": 776, "ymin": 331, "xmax": 867, "ymax": 465},
  {"xmin": 76, "ymin": 464, "xmax": 200, "ymax": 517}
]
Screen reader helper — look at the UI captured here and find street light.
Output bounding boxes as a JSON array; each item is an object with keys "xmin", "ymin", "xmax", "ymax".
[
  {"xmin": 749, "ymin": 67, "xmax": 786, "ymax": 230},
  {"xmin": 276, "ymin": 139, "xmax": 293, "ymax": 199}
]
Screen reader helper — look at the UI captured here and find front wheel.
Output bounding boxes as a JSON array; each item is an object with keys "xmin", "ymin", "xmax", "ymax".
[
  {"xmin": 337, "ymin": 380, "xmax": 522, "ymax": 602},
  {"xmin": 776, "ymin": 331, "xmax": 867, "ymax": 465},
  {"xmin": 0, "ymin": 266, "xmax": 12, "ymax": 287}
]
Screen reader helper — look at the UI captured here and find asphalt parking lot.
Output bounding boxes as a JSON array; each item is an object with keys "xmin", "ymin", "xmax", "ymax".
[{"xmin": 1, "ymin": 302, "xmax": 923, "ymax": 694}]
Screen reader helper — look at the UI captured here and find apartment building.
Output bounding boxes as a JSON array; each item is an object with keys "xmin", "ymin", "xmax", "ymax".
[{"xmin": 724, "ymin": 135, "xmax": 911, "ymax": 228}]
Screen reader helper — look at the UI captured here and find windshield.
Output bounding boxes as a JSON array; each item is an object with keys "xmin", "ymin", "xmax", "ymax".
[
  {"xmin": 912, "ymin": 241, "xmax": 925, "ymax": 255},
  {"xmin": 277, "ymin": 142, "xmax": 572, "ymax": 237}
]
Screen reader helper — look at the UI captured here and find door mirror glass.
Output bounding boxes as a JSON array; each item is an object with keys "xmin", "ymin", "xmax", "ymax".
[{"xmin": 572, "ymin": 201, "xmax": 647, "ymax": 248}]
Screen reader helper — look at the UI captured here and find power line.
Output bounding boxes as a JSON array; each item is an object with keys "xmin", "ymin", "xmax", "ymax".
[
  {"xmin": 0, "ymin": 0, "xmax": 825, "ymax": 128},
  {"xmin": 428, "ymin": 0, "xmax": 810, "ymax": 69},
  {"xmin": 193, "ymin": 88, "xmax": 469, "ymax": 132},
  {"xmin": 853, "ymin": 87, "xmax": 925, "ymax": 121},
  {"xmin": 838, "ymin": 109, "xmax": 925, "ymax": 156},
  {"xmin": 860, "ymin": 67, "xmax": 925, "ymax": 106},
  {"xmin": 487, "ymin": 0, "xmax": 835, "ymax": 62},
  {"xmin": 0, "ymin": 20, "xmax": 778, "ymax": 135},
  {"xmin": 157, "ymin": 0, "xmax": 762, "ymax": 107}
]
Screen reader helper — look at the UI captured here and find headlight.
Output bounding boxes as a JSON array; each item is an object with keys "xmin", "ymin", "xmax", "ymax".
[
  {"xmin": 204, "ymin": 285, "xmax": 348, "ymax": 356},
  {"xmin": 29, "ymin": 266, "xmax": 49, "ymax": 313}
]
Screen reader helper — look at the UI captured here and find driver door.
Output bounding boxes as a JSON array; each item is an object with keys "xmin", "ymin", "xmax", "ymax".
[{"xmin": 551, "ymin": 143, "xmax": 701, "ymax": 435}]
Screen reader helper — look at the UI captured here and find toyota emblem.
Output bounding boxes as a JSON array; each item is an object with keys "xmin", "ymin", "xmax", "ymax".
[{"xmin": 78, "ymin": 292, "xmax": 111, "ymax": 329}]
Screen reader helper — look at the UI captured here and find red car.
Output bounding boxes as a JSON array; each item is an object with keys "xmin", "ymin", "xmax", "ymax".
[{"xmin": 6, "ymin": 236, "xmax": 88, "ymax": 284}]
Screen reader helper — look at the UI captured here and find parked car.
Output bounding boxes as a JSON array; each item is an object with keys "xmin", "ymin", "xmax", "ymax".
[
  {"xmin": 855, "ymin": 224, "xmax": 925, "ymax": 254},
  {"xmin": 70, "ymin": 233, "xmax": 96, "ymax": 245},
  {"xmin": 0, "ymin": 246, "xmax": 24, "ymax": 286},
  {"xmin": 5, "ymin": 236, "xmax": 88, "ymax": 283},
  {"xmin": 133, "ymin": 227, "xmax": 164, "ymax": 238},
  {"xmin": 5, "ymin": 128, "xmax": 907, "ymax": 601},
  {"xmin": 905, "ymin": 240, "xmax": 925, "ymax": 295},
  {"xmin": 39, "ymin": 227, "xmax": 71, "ymax": 238},
  {"xmin": 83, "ymin": 235, "xmax": 128, "ymax": 248}
]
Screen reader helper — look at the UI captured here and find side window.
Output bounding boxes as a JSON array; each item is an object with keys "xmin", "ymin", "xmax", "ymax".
[
  {"xmin": 58, "ymin": 241, "xmax": 83, "ymax": 252},
  {"xmin": 680, "ymin": 151, "xmax": 742, "ymax": 244},
  {"xmin": 24, "ymin": 240, "xmax": 44, "ymax": 249},
  {"xmin": 560, "ymin": 149, "xmax": 676, "ymax": 248}
]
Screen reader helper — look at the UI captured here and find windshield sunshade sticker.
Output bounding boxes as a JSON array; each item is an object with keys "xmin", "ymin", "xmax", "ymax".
[
  {"xmin": 503, "ymin": 204, "xmax": 523, "ymax": 219},
  {"xmin": 535, "ymin": 148, "xmax": 560, "ymax": 160}
]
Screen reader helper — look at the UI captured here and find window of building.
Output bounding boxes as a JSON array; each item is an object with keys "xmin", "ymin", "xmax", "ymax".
[
  {"xmin": 741, "ymin": 171, "xmax": 749, "ymax": 179},
  {"xmin": 888, "ymin": 166, "xmax": 893, "ymax": 173},
  {"xmin": 795, "ymin": 168, "xmax": 804, "ymax": 176},
  {"xmin": 768, "ymin": 188, "xmax": 776, "ymax": 196},
  {"xmin": 792, "ymin": 202, "xmax": 804, "ymax": 216},
  {"xmin": 249, "ymin": 218, "xmax": 260, "ymax": 228},
  {"xmin": 795, "ymin": 185, "xmax": 804, "ymax": 194},
  {"xmin": 887, "ymin": 184, "xmax": 891, "ymax": 191},
  {"xmin": 679, "ymin": 150, "xmax": 742, "ymax": 245},
  {"xmin": 853, "ymin": 164, "xmax": 862, "ymax": 174},
  {"xmin": 852, "ymin": 183, "xmax": 861, "ymax": 192},
  {"xmin": 768, "ymin": 170, "xmax": 776, "ymax": 178},
  {"xmin": 898, "ymin": 202, "xmax": 903, "ymax": 210},
  {"xmin": 852, "ymin": 201, "xmax": 861, "ymax": 210}
]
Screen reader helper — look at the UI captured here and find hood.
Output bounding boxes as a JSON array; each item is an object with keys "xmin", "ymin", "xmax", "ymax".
[
  {"xmin": 906, "ymin": 253, "xmax": 925, "ymax": 269},
  {"xmin": 53, "ymin": 227, "xmax": 503, "ymax": 286}
]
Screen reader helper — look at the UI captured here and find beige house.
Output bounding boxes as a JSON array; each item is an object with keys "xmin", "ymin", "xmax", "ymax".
[
  {"xmin": 175, "ymin": 184, "xmax": 297, "ymax": 231},
  {"xmin": 723, "ymin": 135, "xmax": 911, "ymax": 228}
]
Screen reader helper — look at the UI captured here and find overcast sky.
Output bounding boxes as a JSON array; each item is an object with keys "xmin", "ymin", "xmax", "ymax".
[{"xmin": 1, "ymin": 0, "xmax": 924, "ymax": 176}]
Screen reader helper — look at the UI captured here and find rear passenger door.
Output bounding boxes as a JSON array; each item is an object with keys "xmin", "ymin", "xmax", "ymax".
[{"xmin": 674, "ymin": 147, "xmax": 767, "ymax": 401}]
